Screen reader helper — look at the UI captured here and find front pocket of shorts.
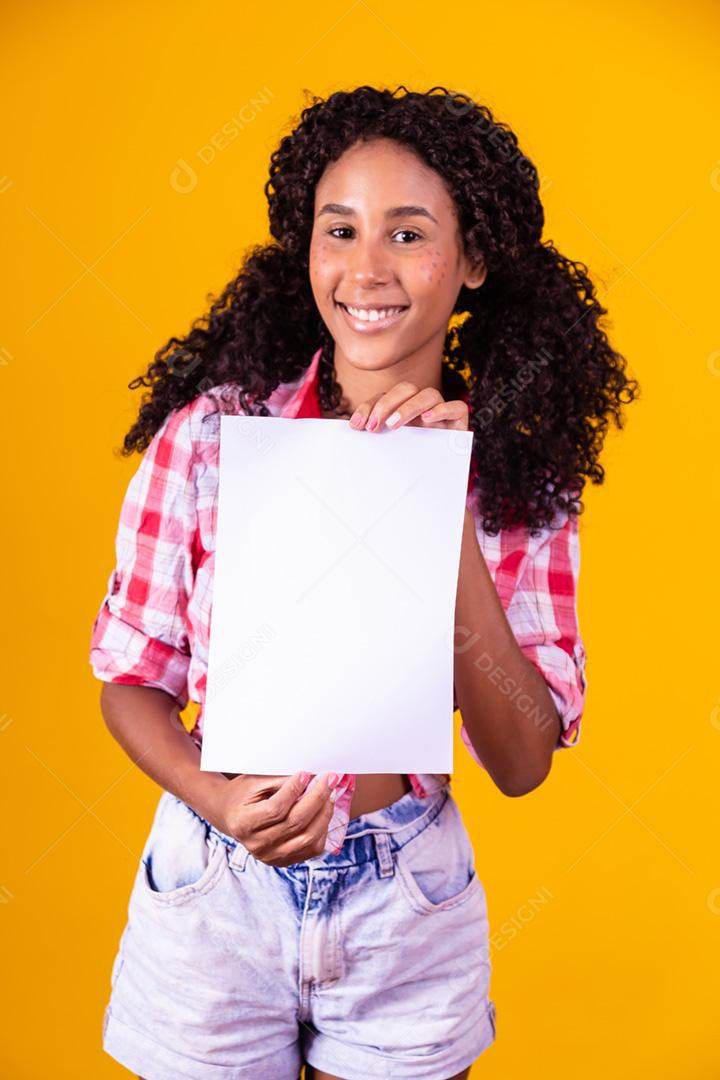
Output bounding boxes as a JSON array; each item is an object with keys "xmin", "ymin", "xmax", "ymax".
[
  {"xmin": 395, "ymin": 798, "xmax": 482, "ymax": 915},
  {"xmin": 139, "ymin": 795, "xmax": 227, "ymax": 907}
]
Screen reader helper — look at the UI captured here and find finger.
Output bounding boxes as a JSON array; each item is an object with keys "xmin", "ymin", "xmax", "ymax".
[
  {"xmin": 363, "ymin": 381, "xmax": 420, "ymax": 432},
  {"xmin": 233, "ymin": 773, "xmax": 300, "ymax": 805},
  {"xmin": 264, "ymin": 793, "xmax": 336, "ymax": 865},
  {"xmin": 383, "ymin": 388, "xmax": 446, "ymax": 430},
  {"xmin": 256, "ymin": 770, "xmax": 334, "ymax": 832},
  {"xmin": 348, "ymin": 395, "xmax": 383, "ymax": 430},
  {"xmin": 257, "ymin": 775, "xmax": 337, "ymax": 857},
  {"xmin": 366, "ymin": 384, "xmax": 443, "ymax": 432},
  {"xmin": 418, "ymin": 400, "xmax": 470, "ymax": 430},
  {"xmin": 349, "ymin": 384, "xmax": 421, "ymax": 433},
  {"xmin": 242, "ymin": 771, "xmax": 313, "ymax": 830}
]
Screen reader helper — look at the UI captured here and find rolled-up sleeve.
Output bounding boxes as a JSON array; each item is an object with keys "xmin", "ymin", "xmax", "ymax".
[
  {"xmin": 89, "ymin": 405, "xmax": 198, "ymax": 709},
  {"xmin": 459, "ymin": 505, "xmax": 587, "ymax": 768}
]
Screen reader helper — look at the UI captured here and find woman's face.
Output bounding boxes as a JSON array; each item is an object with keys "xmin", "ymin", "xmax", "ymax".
[{"xmin": 309, "ymin": 137, "xmax": 485, "ymax": 376}]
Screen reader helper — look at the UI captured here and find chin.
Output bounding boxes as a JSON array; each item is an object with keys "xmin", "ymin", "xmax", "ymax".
[{"xmin": 333, "ymin": 340, "xmax": 407, "ymax": 372}]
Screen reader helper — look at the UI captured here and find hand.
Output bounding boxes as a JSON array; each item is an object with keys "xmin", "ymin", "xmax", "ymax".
[
  {"xmin": 211, "ymin": 771, "xmax": 338, "ymax": 867},
  {"xmin": 347, "ymin": 380, "xmax": 470, "ymax": 433}
]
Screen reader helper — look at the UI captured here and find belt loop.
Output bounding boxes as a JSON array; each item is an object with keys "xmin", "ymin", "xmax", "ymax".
[
  {"xmin": 373, "ymin": 831, "xmax": 394, "ymax": 878},
  {"xmin": 226, "ymin": 839, "xmax": 250, "ymax": 872}
]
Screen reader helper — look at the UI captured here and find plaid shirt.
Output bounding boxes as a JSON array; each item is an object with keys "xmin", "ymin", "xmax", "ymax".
[{"xmin": 89, "ymin": 347, "xmax": 587, "ymax": 853}]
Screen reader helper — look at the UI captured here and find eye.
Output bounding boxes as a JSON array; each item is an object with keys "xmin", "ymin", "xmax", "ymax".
[
  {"xmin": 392, "ymin": 229, "xmax": 422, "ymax": 244},
  {"xmin": 324, "ymin": 227, "xmax": 424, "ymax": 243}
]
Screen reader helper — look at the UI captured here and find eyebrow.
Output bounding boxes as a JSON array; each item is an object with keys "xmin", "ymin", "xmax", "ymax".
[{"xmin": 317, "ymin": 202, "xmax": 438, "ymax": 225}]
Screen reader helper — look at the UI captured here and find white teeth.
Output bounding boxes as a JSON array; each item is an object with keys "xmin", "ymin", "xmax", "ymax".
[{"xmin": 344, "ymin": 304, "xmax": 404, "ymax": 321}]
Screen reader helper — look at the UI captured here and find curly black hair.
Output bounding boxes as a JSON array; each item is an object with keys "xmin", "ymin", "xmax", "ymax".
[{"xmin": 121, "ymin": 84, "xmax": 640, "ymax": 535}]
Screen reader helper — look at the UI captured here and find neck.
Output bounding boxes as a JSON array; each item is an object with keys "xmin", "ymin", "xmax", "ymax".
[{"xmin": 325, "ymin": 337, "xmax": 446, "ymax": 418}]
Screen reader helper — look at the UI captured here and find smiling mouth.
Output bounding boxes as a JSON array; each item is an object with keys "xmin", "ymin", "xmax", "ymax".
[{"xmin": 335, "ymin": 301, "xmax": 409, "ymax": 332}]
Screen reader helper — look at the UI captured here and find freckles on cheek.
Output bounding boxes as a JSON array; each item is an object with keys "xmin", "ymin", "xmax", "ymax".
[
  {"xmin": 419, "ymin": 252, "xmax": 449, "ymax": 285},
  {"xmin": 311, "ymin": 242, "xmax": 333, "ymax": 267},
  {"xmin": 309, "ymin": 245, "xmax": 333, "ymax": 287}
]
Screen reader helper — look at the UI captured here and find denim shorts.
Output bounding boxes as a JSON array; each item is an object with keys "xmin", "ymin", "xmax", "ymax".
[{"xmin": 103, "ymin": 782, "xmax": 497, "ymax": 1079}]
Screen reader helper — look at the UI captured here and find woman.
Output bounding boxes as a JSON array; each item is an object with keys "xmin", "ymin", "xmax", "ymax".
[{"xmin": 90, "ymin": 85, "xmax": 638, "ymax": 1079}]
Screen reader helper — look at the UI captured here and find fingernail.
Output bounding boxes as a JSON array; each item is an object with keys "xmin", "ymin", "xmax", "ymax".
[
  {"xmin": 326, "ymin": 772, "xmax": 339, "ymax": 788},
  {"xmin": 366, "ymin": 416, "xmax": 378, "ymax": 432},
  {"xmin": 421, "ymin": 410, "xmax": 433, "ymax": 419},
  {"xmin": 350, "ymin": 412, "xmax": 363, "ymax": 427},
  {"xmin": 299, "ymin": 772, "xmax": 312, "ymax": 786},
  {"xmin": 386, "ymin": 411, "xmax": 400, "ymax": 427}
]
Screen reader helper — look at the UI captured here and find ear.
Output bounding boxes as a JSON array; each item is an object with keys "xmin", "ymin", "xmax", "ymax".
[{"xmin": 463, "ymin": 256, "xmax": 487, "ymax": 290}]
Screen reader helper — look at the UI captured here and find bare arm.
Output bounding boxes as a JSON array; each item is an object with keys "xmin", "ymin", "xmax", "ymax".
[
  {"xmin": 453, "ymin": 507, "xmax": 561, "ymax": 796},
  {"xmin": 99, "ymin": 682, "xmax": 230, "ymax": 828},
  {"xmin": 98, "ymin": 681, "xmax": 338, "ymax": 866}
]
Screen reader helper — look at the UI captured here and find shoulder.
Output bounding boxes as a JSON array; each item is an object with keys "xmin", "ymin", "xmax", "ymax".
[
  {"xmin": 165, "ymin": 384, "xmax": 234, "ymax": 434},
  {"xmin": 469, "ymin": 489, "xmax": 579, "ymax": 550},
  {"xmin": 161, "ymin": 376, "xmax": 301, "ymax": 447},
  {"xmin": 153, "ymin": 376, "xmax": 301, "ymax": 474},
  {"xmin": 469, "ymin": 495, "xmax": 580, "ymax": 599},
  {"xmin": 152, "ymin": 384, "xmax": 241, "ymax": 464}
]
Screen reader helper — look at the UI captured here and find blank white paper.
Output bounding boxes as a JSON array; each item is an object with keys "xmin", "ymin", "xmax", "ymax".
[{"xmin": 199, "ymin": 416, "xmax": 473, "ymax": 775}]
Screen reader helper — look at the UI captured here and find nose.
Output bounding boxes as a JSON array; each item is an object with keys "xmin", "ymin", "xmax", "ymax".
[{"xmin": 346, "ymin": 234, "xmax": 392, "ymax": 287}]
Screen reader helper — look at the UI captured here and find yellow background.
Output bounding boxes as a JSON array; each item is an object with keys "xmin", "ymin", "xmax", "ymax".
[{"xmin": 2, "ymin": 1, "xmax": 719, "ymax": 1076}]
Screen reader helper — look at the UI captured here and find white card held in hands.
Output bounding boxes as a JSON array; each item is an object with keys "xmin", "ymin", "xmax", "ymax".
[{"xmin": 199, "ymin": 415, "xmax": 473, "ymax": 775}]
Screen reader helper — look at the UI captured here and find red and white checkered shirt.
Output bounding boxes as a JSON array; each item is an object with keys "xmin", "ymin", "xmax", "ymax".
[{"xmin": 89, "ymin": 347, "xmax": 587, "ymax": 853}]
